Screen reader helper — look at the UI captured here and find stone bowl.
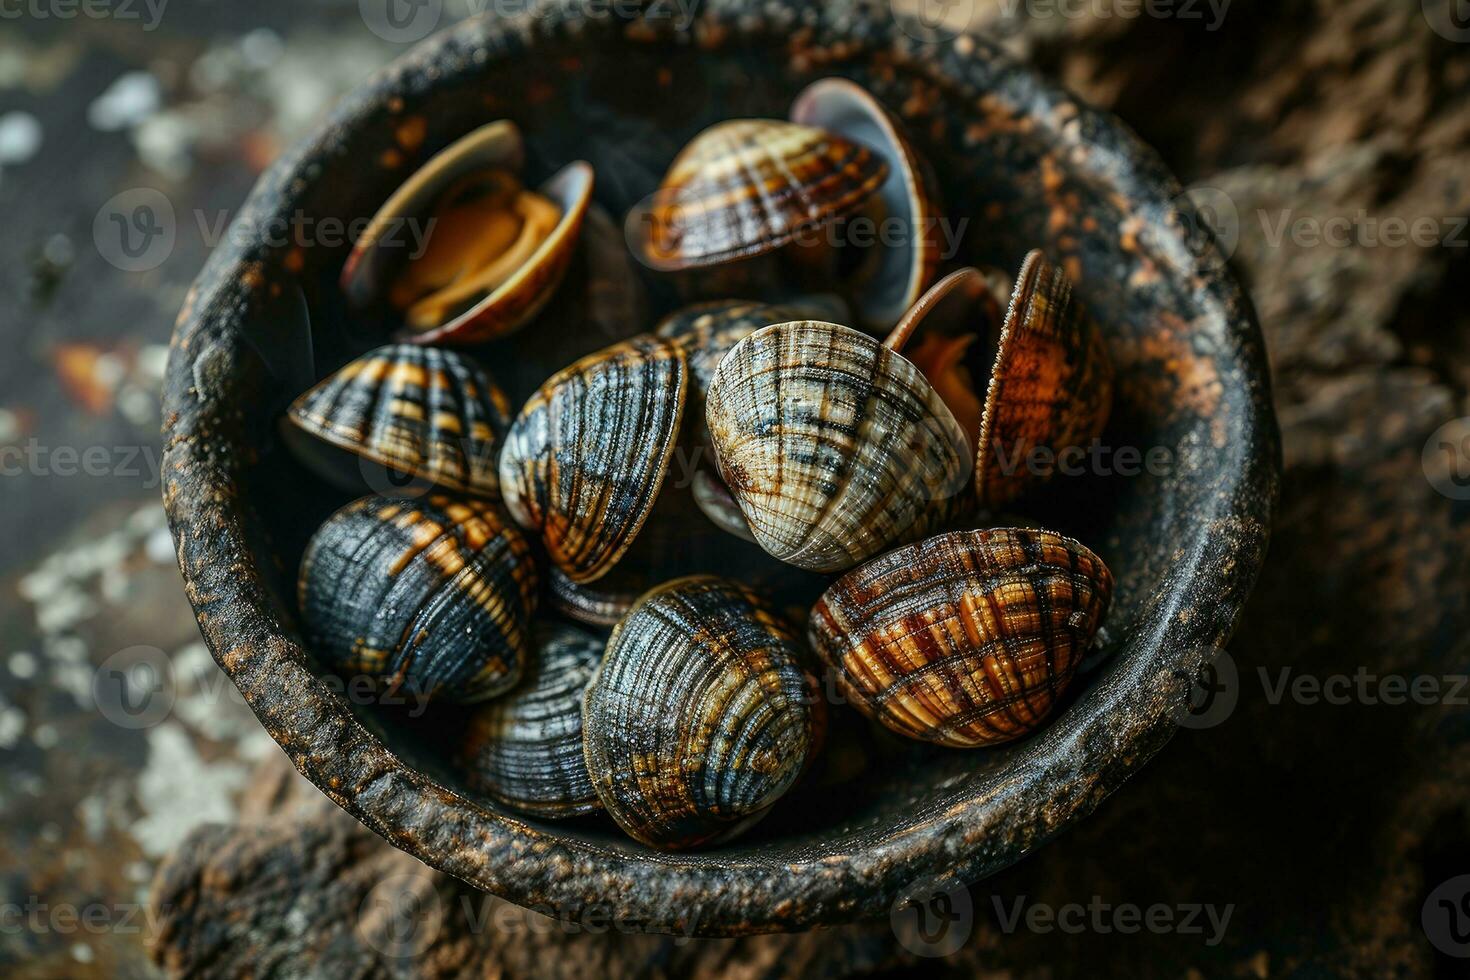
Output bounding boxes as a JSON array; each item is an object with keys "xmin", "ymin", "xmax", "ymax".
[{"xmin": 162, "ymin": 0, "xmax": 1279, "ymax": 937}]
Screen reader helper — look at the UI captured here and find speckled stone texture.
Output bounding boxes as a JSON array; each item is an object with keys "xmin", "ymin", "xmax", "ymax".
[{"xmin": 159, "ymin": 0, "xmax": 1277, "ymax": 937}]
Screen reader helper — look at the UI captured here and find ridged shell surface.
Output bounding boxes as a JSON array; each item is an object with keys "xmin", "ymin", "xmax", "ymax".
[
  {"xmin": 809, "ymin": 528, "xmax": 1112, "ymax": 747},
  {"xmin": 635, "ymin": 119, "xmax": 888, "ymax": 270},
  {"xmin": 498, "ymin": 335, "xmax": 687, "ymax": 583},
  {"xmin": 461, "ymin": 622, "xmax": 603, "ymax": 818},
  {"xmin": 655, "ymin": 299, "xmax": 814, "ymax": 399},
  {"xmin": 582, "ymin": 576, "xmax": 818, "ymax": 850},
  {"xmin": 705, "ymin": 320, "xmax": 971, "ymax": 573},
  {"xmin": 976, "ymin": 251, "xmax": 1114, "ymax": 507},
  {"xmin": 790, "ymin": 78, "xmax": 943, "ymax": 331},
  {"xmin": 298, "ymin": 494, "xmax": 538, "ymax": 703},
  {"xmin": 286, "ymin": 344, "xmax": 510, "ymax": 497}
]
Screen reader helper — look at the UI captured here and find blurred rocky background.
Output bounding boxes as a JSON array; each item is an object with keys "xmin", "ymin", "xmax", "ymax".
[{"xmin": 1, "ymin": 0, "xmax": 1467, "ymax": 976}]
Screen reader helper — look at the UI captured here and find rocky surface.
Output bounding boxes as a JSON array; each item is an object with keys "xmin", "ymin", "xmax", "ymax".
[{"xmin": 3, "ymin": 0, "xmax": 1468, "ymax": 976}]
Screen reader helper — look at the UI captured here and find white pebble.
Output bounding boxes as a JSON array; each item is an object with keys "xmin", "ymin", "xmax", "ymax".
[
  {"xmin": 0, "ymin": 111, "xmax": 42, "ymax": 165},
  {"xmin": 8, "ymin": 651, "xmax": 37, "ymax": 679},
  {"xmin": 88, "ymin": 71, "xmax": 162, "ymax": 132}
]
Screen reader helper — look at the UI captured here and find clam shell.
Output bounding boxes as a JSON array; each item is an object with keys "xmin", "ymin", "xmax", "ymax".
[
  {"xmin": 498, "ymin": 335, "xmax": 687, "ymax": 583},
  {"xmin": 791, "ymin": 78, "xmax": 944, "ymax": 331},
  {"xmin": 461, "ymin": 622, "xmax": 603, "ymax": 818},
  {"xmin": 975, "ymin": 251, "xmax": 1114, "ymax": 507},
  {"xmin": 809, "ymin": 527, "xmax": 1112, "ymax": 747},
  {"xmin": 341, "ymin": 120, "xmax": 594, "ymax": 345},
  {"xmin": 298, "ymin": 495, "xmax": 538, "ymax": 704},
  {"xmin": 654, "ymin": 296, "xmax": 848, "ymax": 400},
  {"xmin": 547, "ymin": 566, "xmax": 640, "ymax": 628},
  {"xmin": 630, "ymin": 119, "xmax": 888, "ymax": 271},
  {"xmin": 582, "ymin": 576, "xmax": 819, "ymax": 850},
  {"xmin": 284, "ymin": 344, "xmax": 510, "ymax": 497},
  {"xmin": 705, "ymin": 320, "xmax": 971, "ymax": 573}
]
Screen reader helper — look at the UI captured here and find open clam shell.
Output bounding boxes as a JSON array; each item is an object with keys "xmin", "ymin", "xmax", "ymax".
[
  {"xmin": 975, "ymin": 250, "xmax": 1114, "ymax": 508},
  {"xmin": 461, "ymin": 622, "xmax": 604, "ymax": 819},
  {"xmin": 297, "ymin": 494, "xmax": 538, "ymax": 704},
  {"xmin": 705, "ymin": 319, "xmax": 972, "ymax": 573},
  {"xmin": 582, "ymin": 575, "xmax": 820, "ymax": 850},
  {"xmin": 629, "ymin": 119, "xmax": 888, "ymax": 272},
  {"xmin": 283, "ymin": 344, "xmax": 510, "ymax": 498},
  {"xmin": 791, "ymin": 78, "xmax": 944, "ymax": 332},
  {"xmin": 341, "ymin": 120, "xmax": 593, "ymax": 345},
  {"xmin": 498, "ymin": 335, "xmax": 687, "ymax": 583},
  {"xmin": 809, "ymin": 527, "xmax": 1112, "ymax": 748}
]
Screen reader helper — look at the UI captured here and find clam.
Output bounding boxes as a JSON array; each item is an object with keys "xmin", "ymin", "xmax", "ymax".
[
  {"xmin": 582, "ymin": 576, "xmax": 820, "ymax": 850},
  {"xmin": 497, "ymin": 335, "xmax": 687, "ymax": 583},
  {"xmin": 341, "ymin": 120, "xmax": 593, "ymax": 345},
  {"xmin": 809, "ymin": 527, "xmax": 1112, "ymax": 747},
  {"xmin": 790, "ymin": 78, "xmax": 945, "ymax": 331},
  {"xmin": 547, "ymin": 567, "xmax": 641, "ymax": 629},
  {"xmin": 705, "ymin": 319, "xmax": 972, "ymax": 573},
  {"xmin": 298, "ymin": 494, "xmax": 538, "ymax": 703},
  {"xmin": 461, "ymin": 622, "xmax": 603, "ymax": 818},
  {"xmin": 545, "ymin": 479, "xmax": 794, "ymax": 627},
  {"xmin": 283, "ymin": 344, "xmax": 510, "ymax": 497},
  {"xmin": 884, "ymin": 254, "xmax": 1113, "ymax": 509},
  {"xmin": 654, "ymin": 296, "xmax": 848, "ymax": 401},
  {"xmin": 628, "ymin": 118, "xmax": 888, "ymax": 272},
  {"xmin": 973, "ymin": 250, "xmax": 1114, "ymax": 508},
  {"xmin": 656, "ymin": 297, "xmax": 847, "ymax": 542}
]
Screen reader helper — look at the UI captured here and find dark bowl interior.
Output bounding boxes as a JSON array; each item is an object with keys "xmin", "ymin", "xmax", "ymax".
[{"xmin": 162, "ymin": 0, "xmax": 1279, "ymax": 936}]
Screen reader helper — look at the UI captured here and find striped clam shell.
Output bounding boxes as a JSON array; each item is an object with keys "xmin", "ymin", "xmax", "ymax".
[
  {"xmin": 809, "ymin": 528, "xmax": 1112, "ymax": 747},
  {"xmin": 705, "ymin": 320, "xmax": 972, "ymax": 573},
  {"xmin": 975, "ymin": 250, "xmax": 1114, "ymax": 508},
  {"xmin": 583, "ymin": 576, "xmax": 820, "ymax": 850},
  {"xmin": 548, "ymin": 566, "xmax": 642, "ymax": 629},
  {"xmin": 298, "ymin": 494, "xmax": 538, "ymax": 704},
  {"xmin": 285, "ymin": 344, "xmax": 510, "ymax": 497},
  {"xmin": 791, "ymin": 78, "xmax": 944, "ymax": 332},
  {"xmin": 631, "ymin": 119, "xmax": 888, "ymax": 271},
  {"xmin": 498, "ymin": 335, "xmax": 687, "ymax": 584},
  {"xmin": 461, "ymin": 622, "xmax": 603, "ymax": 818},
  {"xmin": 656, "ymin": 299, "xmax": 833, "ymax": 400}
]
